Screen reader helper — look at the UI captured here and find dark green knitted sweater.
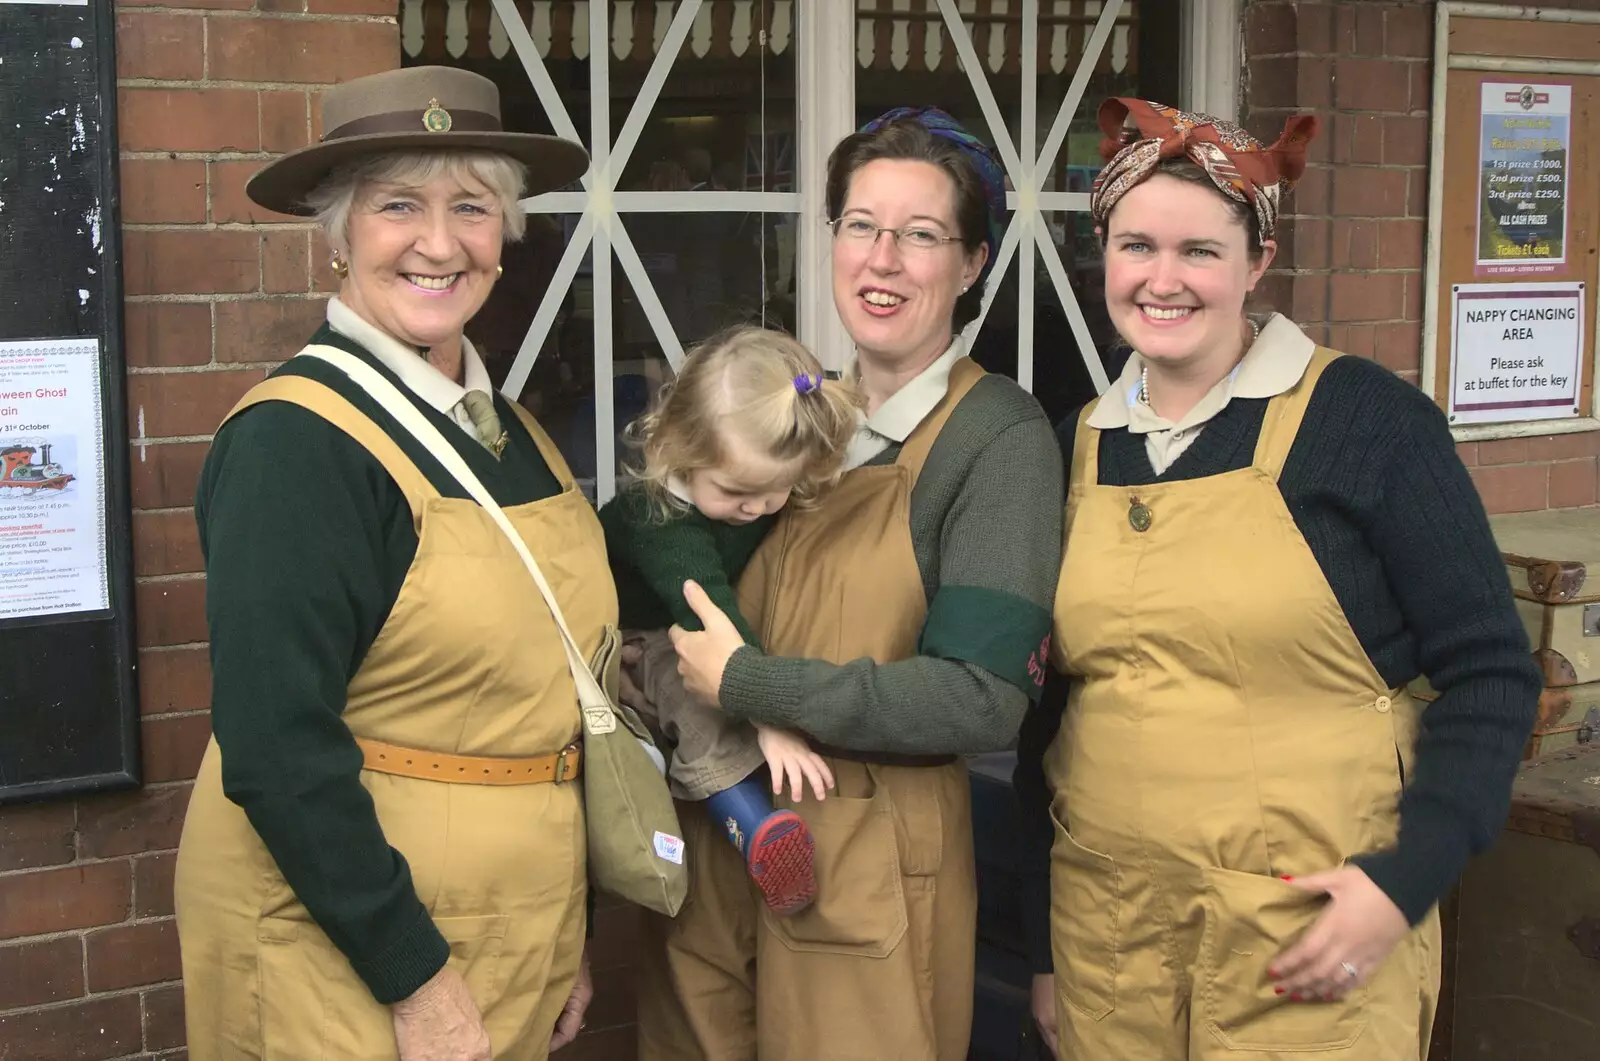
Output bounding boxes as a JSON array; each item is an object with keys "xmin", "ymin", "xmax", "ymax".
[{"xmin": 195, "ymin": 325, "xmax": 561, "ymax": 1005}]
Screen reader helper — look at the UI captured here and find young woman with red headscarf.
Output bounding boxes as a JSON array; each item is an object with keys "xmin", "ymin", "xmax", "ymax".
[{"xmin": 1014, "ymin": 98, "xmax": 1538, "ymax": 1060}]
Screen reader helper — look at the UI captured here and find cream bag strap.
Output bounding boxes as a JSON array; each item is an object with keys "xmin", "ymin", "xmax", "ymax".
[{"xmin": 298, "ymin": 346, "xmax": 616, "ymax": 737}]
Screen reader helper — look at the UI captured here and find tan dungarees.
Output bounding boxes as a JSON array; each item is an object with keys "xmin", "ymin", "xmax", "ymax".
[
  {"xmin": 1047, "ymin": 349, "xmax": 1440, "ymax": 1060},
  {"xmin": 175, "ymin": 372, "xmax": 616, "ymax": 1060},
  {"xmin": 637, "ymin": 358, "xmax": 987, "ymax": 1061}
]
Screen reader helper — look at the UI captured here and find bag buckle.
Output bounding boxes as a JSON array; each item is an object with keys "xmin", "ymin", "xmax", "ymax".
[{"xmin": 554, "ymin": 744, "xmax": 574, "ymax": 785}]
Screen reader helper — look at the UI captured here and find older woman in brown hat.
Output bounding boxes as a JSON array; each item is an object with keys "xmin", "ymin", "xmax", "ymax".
[
  {"xmin": 174, "ymin": 66, "xmax": 609, "ymax": 1061},
  {"xmin": 1015, "ymin": 99, "xmax": 1538, "ymax": 1060}
]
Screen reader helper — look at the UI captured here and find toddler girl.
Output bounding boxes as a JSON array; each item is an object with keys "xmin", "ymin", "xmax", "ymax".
[{"xmin": 599, "ymin": 326, "xmax": 859, "ymax": 916}]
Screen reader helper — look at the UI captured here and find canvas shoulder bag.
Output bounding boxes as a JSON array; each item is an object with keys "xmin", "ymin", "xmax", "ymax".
[{"xmin": 298, "ymin": 345, "xmax": 687, "ymax": 917}]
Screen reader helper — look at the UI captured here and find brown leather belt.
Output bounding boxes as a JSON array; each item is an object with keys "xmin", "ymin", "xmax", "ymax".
[
  {"xmin": 355, "ymin": 737, "xmax": 582, "ymax": 786},
  {"xmin": 808, "ymin": 739, "xmax": 957, "ymax": 768}
]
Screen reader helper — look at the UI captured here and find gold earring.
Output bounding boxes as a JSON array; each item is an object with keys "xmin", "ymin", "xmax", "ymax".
[
  {"xmin": 330, "ymin": 252, "xmax": 349, "ymax": 279},
  {"xmin": 496, "ymin": 265, "xmax": 504, "ymax": 279}
]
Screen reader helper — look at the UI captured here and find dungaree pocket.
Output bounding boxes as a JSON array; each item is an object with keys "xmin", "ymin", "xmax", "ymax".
[
  {"xmin": 764, "ymin": 766, "xmax": 908, "ymax": 957},
  {"xmin": 1047, "ymin": 805, "xmax": 1122, "ymax": 1020},
  {"xmin": 257, "ymin": 913, "xmax": 509, "ymax": 1061},
  {"xmin": 1200, "ymin": 866, "xmax": 1366, "ymax": 1052}
]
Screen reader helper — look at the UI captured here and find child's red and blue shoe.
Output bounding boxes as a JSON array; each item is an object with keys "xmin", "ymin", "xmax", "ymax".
[{"xmin": 704, "ymin": 777, "xmax": 817, "ymax": 917}]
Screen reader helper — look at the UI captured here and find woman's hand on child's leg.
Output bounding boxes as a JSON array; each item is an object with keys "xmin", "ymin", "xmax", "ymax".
[{"xmin": 754, "ymin": 724, "xmax": 836, "ymax": 802}]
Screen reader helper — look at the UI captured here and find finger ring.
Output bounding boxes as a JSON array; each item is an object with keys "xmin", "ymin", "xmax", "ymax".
[{"xmin": 1340, "ymin": 961, "xmax": 1359, "ymax": 980}]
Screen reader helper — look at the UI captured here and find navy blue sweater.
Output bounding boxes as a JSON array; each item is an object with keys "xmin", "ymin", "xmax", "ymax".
[{"xmin": 1013, "ymin": 354, "xmax": 1541, "ymax": 973}]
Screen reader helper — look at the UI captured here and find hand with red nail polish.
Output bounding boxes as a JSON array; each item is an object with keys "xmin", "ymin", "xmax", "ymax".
[{"xmin": 1269, "ymin": 865, "xmax": 1408, "ymax": 1003}]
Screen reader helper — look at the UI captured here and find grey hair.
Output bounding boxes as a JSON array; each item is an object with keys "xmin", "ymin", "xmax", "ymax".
[{"xmin": 304, "ymin": 151, "xmax": 529, "ymax": 258}]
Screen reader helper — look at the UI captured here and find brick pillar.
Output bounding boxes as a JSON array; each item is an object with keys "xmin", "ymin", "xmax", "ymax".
[
  {"xmin": 1241, "ymin": 0, "xmax": 1600, "ymax": 515},
  {"xmin": 1242, "ymin": 1, "xmax": 1432, "ymax": 373},
  {"xmin": 0, "ymin": 5, "xmax": 394, "ymax": 1056}
]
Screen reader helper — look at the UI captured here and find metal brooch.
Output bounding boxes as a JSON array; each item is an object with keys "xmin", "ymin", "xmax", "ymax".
[
  {"xmin": 1129, "ymin": 495, "xmax": 1152, "ymax": 532},
  {"xmin": 422, "ymin": 98, "xmax": 453, "ymax": 133}
]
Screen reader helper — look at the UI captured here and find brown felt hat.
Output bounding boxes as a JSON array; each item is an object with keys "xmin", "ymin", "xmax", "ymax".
[{"xmin": 246, "ymin": 66, "xmax": 589, "ymax": 216}]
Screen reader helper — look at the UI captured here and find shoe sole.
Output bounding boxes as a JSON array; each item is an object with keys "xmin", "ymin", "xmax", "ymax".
[{"xmin": 747, "ymin": 809, "xmax": 817, "ymax": 917}]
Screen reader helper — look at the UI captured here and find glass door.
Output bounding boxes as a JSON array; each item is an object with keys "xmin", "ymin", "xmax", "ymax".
[
  {"xmin": 401, "ymin": 0, "xmax": 1193, "ymax": 493},
  {"xmin": 853, "ymin": 0, "xmax": 1181, "ymax": 424},
  {"xmin": 404, "ymin": 0, "xmax": 800, "ymax": 500}
]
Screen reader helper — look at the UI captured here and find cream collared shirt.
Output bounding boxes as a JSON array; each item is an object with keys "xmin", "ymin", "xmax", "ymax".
[
  {"xmin": 1088, "ymin": 313, "xmax": 1314, "ymax": 474},
  {"xmin": 843, "ymin": 338, "xmax": 968, "ymax": 470},
  {"xmin": 325, "ymin": 296, "xmax": 497, "ymax": 439}
]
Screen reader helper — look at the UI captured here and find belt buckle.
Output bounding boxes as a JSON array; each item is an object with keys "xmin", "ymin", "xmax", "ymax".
[{"xmin": 554, "ymin": 745, "xmax": 572, "ymax": 784}]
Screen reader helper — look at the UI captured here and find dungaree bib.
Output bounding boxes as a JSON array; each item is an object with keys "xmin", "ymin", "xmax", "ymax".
[
  {"xmin": 175, "ymin": 370, "xmax": 616, "ymax": 1061},
  {"xmin": 638, "ymin": 358, "xmax": 986, "ymax": 1061},
  {"xmin": 1046, "ymin": 349, "xmax": 1441, "ymax": 1060}
]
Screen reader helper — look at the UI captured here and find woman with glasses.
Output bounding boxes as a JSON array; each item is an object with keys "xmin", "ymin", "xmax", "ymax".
[{"xmin": 634, "ymin": 108, "xmax": 1064, "ymax": 1060}]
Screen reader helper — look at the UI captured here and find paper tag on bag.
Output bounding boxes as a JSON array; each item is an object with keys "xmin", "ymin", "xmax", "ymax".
[{"xmin": 653, "ymin": 831, "xmax": 685, "ymax": 864}]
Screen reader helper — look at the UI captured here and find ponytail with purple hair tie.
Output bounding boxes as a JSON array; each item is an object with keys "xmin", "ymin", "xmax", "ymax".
[{"xmin": 793, "ymin": 373, "xmax": 823, "ymax": 396}]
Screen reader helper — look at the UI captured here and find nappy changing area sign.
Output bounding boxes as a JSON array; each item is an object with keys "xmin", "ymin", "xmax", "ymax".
[{"xmin": 1448, "ymin": 282, "xmax": 1584, "ymax": 425}]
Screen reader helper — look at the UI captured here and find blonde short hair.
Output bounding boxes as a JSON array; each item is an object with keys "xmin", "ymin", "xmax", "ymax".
[
  {"xmin": 304, "ymin": 151, "xmax": 529, "ymax": 258},
  {"xmin": 627, "ymin": 327, "xmax": 862, "ymax": 515}
]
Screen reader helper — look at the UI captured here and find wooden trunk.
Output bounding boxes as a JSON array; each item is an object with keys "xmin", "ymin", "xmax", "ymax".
[
  {"xmin": 1445, "ymin": 745, "xmax": 1600, "ymax": 1060},
  {"xmin": 1491, "ymin": 510, "xmax": 1600, "ymax": 688},
  {"xmin": 1527, "ymin": 681, "xmax": 1600, "ymax": 759},
  {"xmin": 1427, "ymin": 511, "xmax": 1600, "ymax": 1060}
]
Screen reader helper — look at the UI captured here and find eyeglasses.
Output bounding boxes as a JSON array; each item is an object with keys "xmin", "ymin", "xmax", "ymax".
[{"xmin": 827, "ymin": 217, "xmax": 964, "ymax": 252}]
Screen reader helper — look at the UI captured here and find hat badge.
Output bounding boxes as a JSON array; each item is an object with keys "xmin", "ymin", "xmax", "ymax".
[{"xmin": 422, "ymin": 98, "xmax": 453, "ymax": 133}]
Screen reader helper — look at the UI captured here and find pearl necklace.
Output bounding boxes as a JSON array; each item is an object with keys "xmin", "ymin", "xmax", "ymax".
[{"xmin": 1138, "ymin": 315, "xmax": 1262, "ymax": 408}]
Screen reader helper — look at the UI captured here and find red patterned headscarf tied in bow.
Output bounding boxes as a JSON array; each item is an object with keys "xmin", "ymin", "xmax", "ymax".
[{"xmin": 1088, "ymin": 98, "xmax": 1319, "ymax": 243}]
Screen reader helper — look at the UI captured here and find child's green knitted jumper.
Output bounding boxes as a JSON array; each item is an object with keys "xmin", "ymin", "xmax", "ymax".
[{"xmin": 598, "ymin": 487, "xmax": 773, "ymax": 646}]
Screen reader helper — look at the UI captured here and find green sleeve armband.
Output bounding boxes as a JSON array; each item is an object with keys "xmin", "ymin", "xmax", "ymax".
[{"xmin": 917, "ymin": 584, "xmax": 1052, "ymax": 699}]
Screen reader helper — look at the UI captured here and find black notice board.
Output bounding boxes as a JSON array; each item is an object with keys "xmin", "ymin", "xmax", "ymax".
[{"xmin": 0, "ymin": 0, "xmax": 139, "ymax": 802}]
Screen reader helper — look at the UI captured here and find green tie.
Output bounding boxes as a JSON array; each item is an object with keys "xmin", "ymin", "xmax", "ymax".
[{"xmin": 460, "ymin": 390, "xmax": 508, "ymax": 458}]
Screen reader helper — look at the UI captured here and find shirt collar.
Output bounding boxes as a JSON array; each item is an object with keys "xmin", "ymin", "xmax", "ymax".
[
  {"xmin": 1086, "ymin": 313, "xmax": 1314, "ymax": 431},
  {"xmin": 325, "ymin": 296, "xmax": 494, "ymax": 415},
  {"xmin": 666, "ymin": 475, "xmax": 695, "ymax": 506},
  {"xmin": 853, "ymin": 336, "xmax": 967, "ymax": 444}
]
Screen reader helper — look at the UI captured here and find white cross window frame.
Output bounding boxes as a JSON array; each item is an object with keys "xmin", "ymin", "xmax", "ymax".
[{"xmin": 487, "ymin": 0, "xmax": 1237, "ymax": 500}]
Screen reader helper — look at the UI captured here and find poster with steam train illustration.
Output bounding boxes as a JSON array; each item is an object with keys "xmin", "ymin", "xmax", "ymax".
[
  {"xmin": 3, "ymin": 439, "xmax": 75, "ymax": 491},
  {"xmin": 0, "ymin": 338, "xmax": 109, "ymax": 620}
]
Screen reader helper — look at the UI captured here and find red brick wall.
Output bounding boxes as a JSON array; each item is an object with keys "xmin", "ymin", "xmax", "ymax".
[
  {"xmin": 1243, "ymin": 0, "xmax": 1600, "ymax": 516},
  {"xmin": 9, "ymin": 3, "xmax": 1600, "ymax": 1056},
  {"xmin": 3, "ymin": 9, "xmax": 637, "ymax": 1057},
  {"xmin": 0, "ymin": 2, "xmax": 392, "ymax": 1056}
]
